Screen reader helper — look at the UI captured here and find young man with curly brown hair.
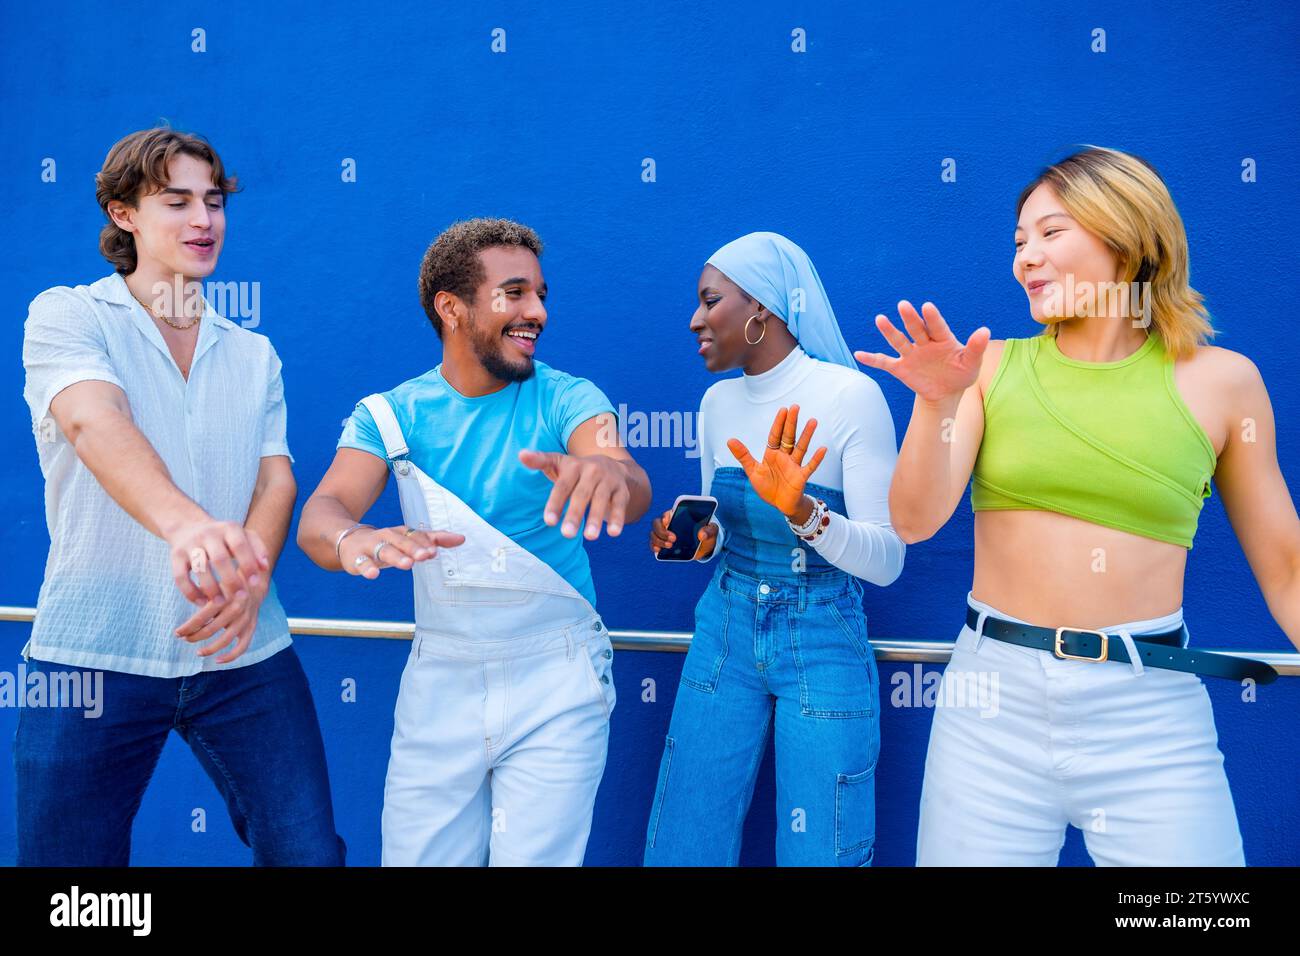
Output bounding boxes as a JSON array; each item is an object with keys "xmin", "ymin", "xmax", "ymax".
[{"xmin": 299, "ymin": 218, "xmax": 650, "ymax": 865}]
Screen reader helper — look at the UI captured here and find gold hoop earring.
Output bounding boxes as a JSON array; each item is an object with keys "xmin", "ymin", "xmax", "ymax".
[{"xmin": 744, "ymin": 314, "xmax": 765, "ymax": 346}]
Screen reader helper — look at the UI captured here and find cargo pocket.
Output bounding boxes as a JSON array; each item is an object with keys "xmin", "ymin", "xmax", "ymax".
[
  {"xmin": 834, "ymin": 763, "xmax": 877, "ymax": 864},
  {"xmin": 645, "ymin": 736, "xmax": 675, "ymax": 850}
]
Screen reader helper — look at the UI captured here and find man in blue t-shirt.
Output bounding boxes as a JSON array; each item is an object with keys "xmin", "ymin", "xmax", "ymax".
[{"xmin": 299, "ymin": 218, "xmax": 650, "ymax": 866}]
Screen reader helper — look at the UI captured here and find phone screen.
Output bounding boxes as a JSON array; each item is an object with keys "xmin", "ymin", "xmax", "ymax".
[{"xmin": 660, "ymin": 498, "xmax": 718, "ymax": 561}]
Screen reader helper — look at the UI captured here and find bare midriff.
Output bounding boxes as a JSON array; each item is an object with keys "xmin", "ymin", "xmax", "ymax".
[{"xmin": 971, "ymin": 509, "xmax": 1187, "ymax": 628}]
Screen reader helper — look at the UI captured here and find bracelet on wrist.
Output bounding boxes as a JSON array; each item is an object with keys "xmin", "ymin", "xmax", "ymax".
[
  {"xmin": 787, "ymin": 498, "xmax": 830, "ymax": 541},
  {"xmin": 334, "ymin": 522, "xmax": 374, "ymax": 563},
  {"xmin": 801, "ymin": 504, "xmax": 831, "ymax": 542},
  {"xmin": 787, "ymin": 498, "xmax": 819, "ymax": 535}
]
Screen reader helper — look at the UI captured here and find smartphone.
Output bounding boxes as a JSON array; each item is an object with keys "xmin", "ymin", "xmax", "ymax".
[{"xmin": 655, "ymin": 495, "xmax": 719, "ymax": 562}]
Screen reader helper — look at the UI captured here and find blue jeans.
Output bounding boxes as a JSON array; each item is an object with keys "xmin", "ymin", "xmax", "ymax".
[
  {"xmin": 644, "ymin": 564, "xmax": 881, "ymax": 866},
  {"xmin": 13, "ymin": 645, "xmax": 346, "ymax": 866}
]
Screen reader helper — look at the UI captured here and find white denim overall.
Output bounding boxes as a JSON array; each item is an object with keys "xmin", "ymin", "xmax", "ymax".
[{"xmin": 358, "ymin": 394, "xmax": 616, "ymax": 867}]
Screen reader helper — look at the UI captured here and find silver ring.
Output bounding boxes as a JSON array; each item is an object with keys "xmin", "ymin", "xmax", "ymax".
[
  {"xmin": 353, "ymin": 554, "xmax": 368, "ymax": 568},
  {"xmin": 373, "ymin": 541, "xmax": 388, "ymax": 564}
]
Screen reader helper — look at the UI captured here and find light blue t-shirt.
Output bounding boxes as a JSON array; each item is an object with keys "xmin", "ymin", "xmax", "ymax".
[{"xmin": 337, "ymin": 360, "xmax": 615, "ymax": 607}]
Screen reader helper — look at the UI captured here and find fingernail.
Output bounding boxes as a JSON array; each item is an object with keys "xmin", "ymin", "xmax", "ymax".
[
  {"xmin": 545, "ymin": 512, "xmax": 557, "ymax": 524},
  {"xmin": 608, "ymin": 523, "xmax": 621, "ymax": 535},
  {"xmin": 562, "ymin": 523, "xmax": 575, "ymax": 536},
  {"xmin": 248, "ymin": 574, "xmax": 261, "ymax": 587}
]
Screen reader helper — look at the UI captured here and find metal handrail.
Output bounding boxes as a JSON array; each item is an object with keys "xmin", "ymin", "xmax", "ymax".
[{"xmin": 3, "ymin": 605, "xmax": 1298, "ymax": 675}]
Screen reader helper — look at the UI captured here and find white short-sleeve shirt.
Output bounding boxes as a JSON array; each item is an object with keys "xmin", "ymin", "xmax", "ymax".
[{"xmin": 20, "ymin": 272, "xmax": 293, "ymax": 677}]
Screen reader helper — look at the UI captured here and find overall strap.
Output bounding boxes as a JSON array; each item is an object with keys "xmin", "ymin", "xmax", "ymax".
[{"xmin": 358, "ymin": 394, "xmax": 409, "ymax": 460}]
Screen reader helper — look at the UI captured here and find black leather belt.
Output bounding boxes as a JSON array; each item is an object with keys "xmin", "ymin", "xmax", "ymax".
[{"xmin": 965, "ymin": 605, "xmax": 1277, "ymax": 685}]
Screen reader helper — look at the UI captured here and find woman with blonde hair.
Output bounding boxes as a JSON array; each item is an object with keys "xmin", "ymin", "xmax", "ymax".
[{"xmin": 856, "ymin": 146, "xmax": 1297, "ymax": 865}]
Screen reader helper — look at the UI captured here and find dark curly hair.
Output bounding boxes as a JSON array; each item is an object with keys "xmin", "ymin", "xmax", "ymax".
[
  {"xmin": 95, "ymin": 126, "xmax": 240, "ymax": 274},
  {"xmin": 418, "ymin": 218, "xmax": 543, "ymax": 338}
]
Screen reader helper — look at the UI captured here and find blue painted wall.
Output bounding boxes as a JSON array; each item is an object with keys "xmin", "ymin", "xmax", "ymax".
[{"xmin": 1, "ymin": 0, "xmax": 1296, "ymax": 865}]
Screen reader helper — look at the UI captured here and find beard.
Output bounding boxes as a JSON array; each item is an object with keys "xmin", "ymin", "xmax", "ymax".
[{"xmin": 465, "ymin": 311, "xmax": 535, "ymax": 384}]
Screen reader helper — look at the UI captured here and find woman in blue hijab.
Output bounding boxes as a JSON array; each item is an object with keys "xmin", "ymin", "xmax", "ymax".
[{"xmin": 643, "ymin": 232, "xmax": 906, "ymax": 866}]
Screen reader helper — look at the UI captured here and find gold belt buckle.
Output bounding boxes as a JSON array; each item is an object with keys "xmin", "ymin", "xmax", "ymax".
[{"xmin": 1054, "ymin": 626, "xmax": 1109, "ymax": 662}]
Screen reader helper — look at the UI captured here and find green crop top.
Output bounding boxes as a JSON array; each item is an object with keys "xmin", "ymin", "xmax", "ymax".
[{"xmin": 970, "ymin": 332, "xmax": 1217, "ymax": 548}]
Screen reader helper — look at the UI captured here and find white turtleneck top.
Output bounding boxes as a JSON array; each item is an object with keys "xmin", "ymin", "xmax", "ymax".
[{"xmin": 696, "ymin": 345, "xmax": 906, "ymax": 587}]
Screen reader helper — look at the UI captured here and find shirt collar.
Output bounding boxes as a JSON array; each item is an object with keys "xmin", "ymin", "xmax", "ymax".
[
  {"xmin": 91, "ymin": 272, "xmax": 236, "ymax": 376},
  {"xmin": 90, "ymin": 272, "xmax": 237, "ymax": 331}
]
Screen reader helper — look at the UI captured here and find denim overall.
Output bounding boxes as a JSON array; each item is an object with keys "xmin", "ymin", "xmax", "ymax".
[
  {"xmin": 359, "ymin": 394, "xmax": 615, "ymax": 866},
  {"xmin": 643, "ymin": 466, "xmax": 881, "ymax": 866}
]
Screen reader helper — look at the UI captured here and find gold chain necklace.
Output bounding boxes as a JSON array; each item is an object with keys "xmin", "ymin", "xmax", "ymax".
[{"xmin": 128, "ymin": 287, "xmax": 202, "ymax": 330}]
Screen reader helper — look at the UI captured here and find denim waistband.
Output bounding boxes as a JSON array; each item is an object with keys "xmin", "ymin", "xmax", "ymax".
[{"xmin": 718, "ymin": 563, "xmax": 859, "ymax": 609}]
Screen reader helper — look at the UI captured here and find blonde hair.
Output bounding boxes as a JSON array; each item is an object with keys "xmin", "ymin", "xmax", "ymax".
[{"xmin": 1016, "ymin": 146, "xmax": 1213, "ymax": 360}]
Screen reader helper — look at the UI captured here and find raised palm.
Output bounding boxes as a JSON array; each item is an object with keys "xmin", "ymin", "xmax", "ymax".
[
  {"xmin": 727, "ymin": 405, "xmax": 827, "ymax": 517},
  {"xmin": 854, "ymin": 300, "xmax": 990, "ymax": 404}
]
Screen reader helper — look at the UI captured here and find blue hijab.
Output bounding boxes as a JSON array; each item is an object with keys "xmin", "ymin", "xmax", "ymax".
[{"xmin": 706, "ymin": 231, "xmax": 857, "ymax": 369}]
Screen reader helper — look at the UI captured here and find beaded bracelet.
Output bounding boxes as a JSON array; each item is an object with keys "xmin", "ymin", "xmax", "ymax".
[
  {"xmin": 787, "ymin": 498, "xmax": 830, "ymax": 541},
  {"xmin": 787, "ymin": 499, "xmax": 819, "ymax": 535},
  {"xmin": 802, "ymin": 511, "xmax": 831, "ymax": 541}
]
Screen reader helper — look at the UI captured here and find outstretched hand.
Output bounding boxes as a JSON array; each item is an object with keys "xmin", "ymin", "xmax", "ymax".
[
  {"xmin": 519, "ymin": 449, "xmax": 631, "ymax": 540},
  {"xmin": 340, "ymin": 526, "xmax": 465, "ymax": 580},
  {"xmin": 726, "ymin": 405, "xmax": 826, "ymax": 518},
  {"xmin": 854, "ymin": 300, "xmax": 990, "ymax": 404}
]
